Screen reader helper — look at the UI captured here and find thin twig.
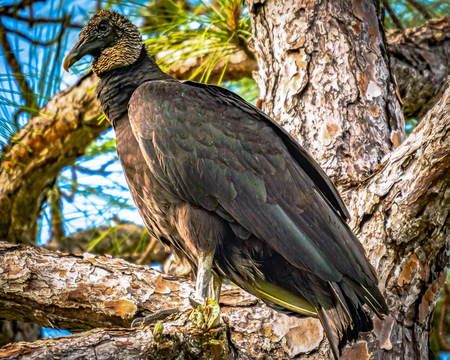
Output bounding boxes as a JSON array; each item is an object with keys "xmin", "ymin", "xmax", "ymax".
[
  {"xmin": 2, "ymin": 26, "xmax": 61, "ymax": 46},
  {"xmin": 381, "ymin": 0, "xmax": 403, "ymax": 30},
  {"xmin": 0, "ymin": 19, "xmax": 36, "ymax": 111},
  {"xmin": 74, "ymin": 158, "xmax": 117, "ymax": 175},
  {"xmin": 0, "ymin": 0, "xmax": 46, "ymax": 16},
  {"xmin": 3, "ymin": 14, "xmax": 83, "ymax": 29},
  {"xmin": 405, "ymin": 0, "xmax": 432, "ymax": 20}
]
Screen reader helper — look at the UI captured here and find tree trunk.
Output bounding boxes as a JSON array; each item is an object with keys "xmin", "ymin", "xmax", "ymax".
[
  {"xmin": 246, "ymin": 0, "xmax": 450, "ymax": 359},
  {"xmin": 247, "ymin": 0, "xmax": 405, "ymax": 185}
]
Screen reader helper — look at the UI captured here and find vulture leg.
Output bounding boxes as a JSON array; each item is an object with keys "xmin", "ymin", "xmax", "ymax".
[
  {"xmin": 195, "ymin": 249, "xmax": 215, "ymax": 301},
  {"xmin": 188, "ymin": 250, "xmax": 223, "ymax": 330}
]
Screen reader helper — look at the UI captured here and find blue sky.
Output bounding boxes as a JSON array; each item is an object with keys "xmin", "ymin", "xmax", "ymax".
[{"xmin": 1, "ymin": 0, "xmax": 144, "ymax": 244}]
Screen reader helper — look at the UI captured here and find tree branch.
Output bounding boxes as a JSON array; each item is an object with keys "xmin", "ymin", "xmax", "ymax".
[
  {"xmin": 2, "ymin": 14, "xmax": 83, "ymax": 29},
  {"xmin": 381, "ymin": 0, "xmax": 403, "ymax": 30},
  {"xmin": 2, "ymin": 25, "xmax": 61, "ymax": 46},
  {"xmin": 405, "ymin": 0, "xmax": 432, "ymax": 20},
  {"xmin": 388, "ymin": 16, "xmax": 450, "ymax": 119},
  {"xmin": 0, "ymin": 0, "xmax": 46, "ymax": 16},
  {"xmin": 335, "ymin": 79, "xmax": 450, "ymax": 356},
  {"xmin": 0, "ymin": 241, "xmax": 330, "ymax": 359},
  {"xmin": 156, "ymin": 45, "xmax": 257, "ymax": 83},
  {"xmin": 0, "ymin": 72, "xmax": 107, "ymax": 244},
  {"xmin": 0, "ymin": 325, "xmax": 233, "ymax": 359}
]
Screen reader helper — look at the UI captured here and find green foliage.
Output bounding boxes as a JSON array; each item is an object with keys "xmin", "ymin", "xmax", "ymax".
[
  {"xmin": 225, "ymin": 77, "xmax": 258, "ymax": 105},
  {"xmin": 84, "ymin": 137, "xmax": 117, "ymax": 159},
  {"xmin": 0, "ymin": 4, "xmax": 74, "ymax": 150},
  {"xmin": 383, "ymin": 0, "xmax": 450, "ymax": 29},
  {"xmin": 140, "ymin": 0, "xmax": 251, "ymax": 84}
]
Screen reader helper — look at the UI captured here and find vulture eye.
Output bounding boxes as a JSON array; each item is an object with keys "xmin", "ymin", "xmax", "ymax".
[{"xmin": 98, "ymin": 23, "xmax": 108, "ymax": 32}]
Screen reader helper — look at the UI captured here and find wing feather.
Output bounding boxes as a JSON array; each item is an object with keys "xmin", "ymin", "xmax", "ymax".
[{"xmin": 128, "ymin": 80, "xmax": 375, "ymax": 285}]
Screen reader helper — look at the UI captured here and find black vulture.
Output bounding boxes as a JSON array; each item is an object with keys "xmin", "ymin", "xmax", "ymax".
[{"xmin": 63, "ymin": 10, "xmax": 388, "ymax": 358}]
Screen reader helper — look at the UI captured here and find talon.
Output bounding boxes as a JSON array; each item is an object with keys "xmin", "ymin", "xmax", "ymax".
[
  {"xmin": 131, "ymin": 317, "xmax": 145, "ymax": 328},
  {"xmin": 131, "ymin": 308, "xmax": 180, "ymax": 328},
  {"xmin": 189, "ymin": 298, "xmax": 220, "ymax": 330},
  {"xmin": 189, "ymin": 293, "xmax": 205, "ymax": 308}
]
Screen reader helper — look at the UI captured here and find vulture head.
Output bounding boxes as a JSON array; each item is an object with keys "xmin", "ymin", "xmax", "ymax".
[{"xmin": 63, "ymin": 10, "xmax": 142, "ymax": 75}]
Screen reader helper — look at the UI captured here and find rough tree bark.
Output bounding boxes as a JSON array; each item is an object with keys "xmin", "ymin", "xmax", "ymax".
[
  {"xmin": 387, "ymin": 15, "xmax": 450, "ymax": 120},
  {"xmin": 2, "ymin": 8, "xmax": 450, "ymax": 360},
  {"xmin": 343, "ymin": 82, "xmax": 450, "ymax": 359},
  {"xmin": 246, "ymin": 0, "xmax": 450, "ymax": 359},
  {"xmin": 0, "ymin": 241, "xmax": 327, "ymax": 359},
  {"xmin": 247, "ymin": 0, "xmax": 405, "ymax": 185}
]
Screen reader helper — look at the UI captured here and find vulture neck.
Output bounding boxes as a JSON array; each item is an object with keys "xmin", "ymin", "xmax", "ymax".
[{"xmin": 96, "ymin": 45, "xmax": 172, "ymax": 126}]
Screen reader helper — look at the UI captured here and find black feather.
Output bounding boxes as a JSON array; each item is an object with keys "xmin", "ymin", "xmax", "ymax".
[{"xmin": 94, "ymin": 47, "xmax": 388, "ymax": 359}]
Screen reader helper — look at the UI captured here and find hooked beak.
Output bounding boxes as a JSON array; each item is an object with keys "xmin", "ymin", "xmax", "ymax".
[
  {"xmin": 62, "ymin": 51, "xmax": 79, "ymax": 72},
  {"xmin": 62, "ymin": 38, "xmax": 100, "ymax": 72}
]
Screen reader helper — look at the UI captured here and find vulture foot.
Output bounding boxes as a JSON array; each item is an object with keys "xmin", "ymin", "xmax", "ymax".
[{"xmin": 188, "ymin": 298, "xmax": 221, "ymax": 330}]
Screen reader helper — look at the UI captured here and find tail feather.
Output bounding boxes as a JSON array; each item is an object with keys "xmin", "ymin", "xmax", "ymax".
[
  {"xmin": 253, "ymin": 278, "xmax": 386, "ymax": 359},
  {"xmin": 317, "ymin": 307, "xmax": 343, "ymax": 360},
  {"xmin": 340, "ymin": 276, "xmax": 389, "ymax": 317},
  {"xmin": 254, "ymin": 280, "xmax": 318, "ymax": 318},
  {"xmin": 317, "ymin": 291, "xmax": 374, "ymax": 359},
  {"xmin": 329, "ymin": 282, "xmax": 352, "ymax": 326}
]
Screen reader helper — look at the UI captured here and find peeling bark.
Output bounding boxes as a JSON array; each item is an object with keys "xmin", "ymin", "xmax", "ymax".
[
  {"xmin": 0, "ymin": 241, "xmax": 189, "ymax": 331},
  {"xmin": 247, "ymin": 0, "xmax": 405, "ymax": 183},
  {"xmin": 342, "ymin": 81, "xmax": 450, "ymax": 359},
  {"xmin": 0, "ymin": 241, "xmax": 332, "ymax": 359},
  {"xmin": 0, "ymin": 325, "xmax": 234, "ymax": 360}
]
